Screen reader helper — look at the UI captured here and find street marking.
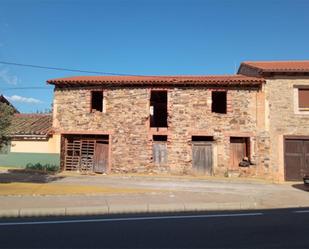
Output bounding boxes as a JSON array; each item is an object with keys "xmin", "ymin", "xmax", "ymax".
[
  {"xmin": 0, "ymin": 213, "xmax": 263, "ymax": 226},
  {"xmin": 293, "ymin": 210, "xmax": 309, "ymax": 213}
]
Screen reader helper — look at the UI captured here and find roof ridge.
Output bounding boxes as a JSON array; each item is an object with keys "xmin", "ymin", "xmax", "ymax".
[
  {"xmin": 47, "ymin": 74, "xmax": 265, "ymax": 86},
  {"xmin": 243, "ymin": 60, "xmax": 309, "ymax": 63}
]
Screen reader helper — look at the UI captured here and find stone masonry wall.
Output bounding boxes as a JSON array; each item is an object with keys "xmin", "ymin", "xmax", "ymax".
[
  {"xmin": 168, "ymin": 87, "xmax": 269, "ymax": 177},
  {"xmin": 53, "ymin": 85, "xmax": 270, "ymax": 177},
  {"xmin": 265, "ymin": 77, "xmax": 309, "ymax": 181}
]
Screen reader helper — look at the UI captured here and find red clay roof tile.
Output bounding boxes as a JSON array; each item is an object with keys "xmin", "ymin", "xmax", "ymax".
[
  {"xmin": 7, "ymin": 114, "xmax": 52, "ymax": 136},
  {"xmin": 47, "ymin": 75, "xmax": 265, "ymax": 86},
  {"xmin": 240, "ymin": 61, "xmax": 309, "ymax": 73}
]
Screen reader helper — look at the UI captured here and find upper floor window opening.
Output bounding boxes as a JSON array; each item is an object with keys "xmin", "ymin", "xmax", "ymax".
[
  {"xmin": 298, "ymin": 88, "xmax": 309, "ymax": 111},
  {"xmin": 91, "ymin": 91, "xmax": 103, "ymax": 112},
  {"xmin": 150, "ymin": 90, "xmax": 168, "ymax": 127},
  {"xmin": 211, "ymin": 91, "xmax": 227, "ymax": 114}
]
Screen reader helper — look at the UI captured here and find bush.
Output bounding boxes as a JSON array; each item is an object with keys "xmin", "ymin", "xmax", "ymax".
[{"xmin": 26, "ymin": 163, "xmax": 59, "ymax": 172}]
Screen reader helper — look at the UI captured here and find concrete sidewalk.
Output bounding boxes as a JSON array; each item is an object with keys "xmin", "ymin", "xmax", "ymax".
[
  {"xmin": 0, "ymin": 192, "xmax": 259, "ymax": 217},
  {"xmin": 0, "ymin": 189, "xmax": 308, "ymax": 218},
  {"xmin": 1, "ymin": 170, "xmax": 309, "ymax": 217},
  {"xmin": 1, "ymin": 183, "xmax": 309, "ymax": 217}
]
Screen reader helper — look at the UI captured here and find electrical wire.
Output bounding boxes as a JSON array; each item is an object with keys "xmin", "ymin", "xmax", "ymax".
[
  {"xmin": 0, "ymin": 60, "xmax": 161, "ymax": 100},
  {"xmin": 0, "ymin": 86, "xmax": 50, "ymax": 90},
  {"xmin": 0, "ymin": 61, "xmax": 144, "ymax": 76}
]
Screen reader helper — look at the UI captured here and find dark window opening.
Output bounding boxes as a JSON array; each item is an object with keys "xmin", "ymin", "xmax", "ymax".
[
  {"xmin": 153, "ymin": 135, "xmax": 168, "ymax": 141},
  {"xmin": 298, "ymin": 89, "xmax": 309, "ymax": 109},
  {"xmin": 192, "ymin": 136, "xmax": 214, "ymax": 142},
  {"xmin": 150, "ymin": 91, "xmax": 168, "ymax": 127},
  {"xmin": 91, "ymin": 91, "xmax": 103, "ymax": 112},
  {"xmin": 212, "ymin": 91, "xmax": 227, "ymax": 114}
]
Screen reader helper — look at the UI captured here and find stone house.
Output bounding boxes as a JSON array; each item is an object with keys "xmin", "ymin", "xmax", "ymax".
[
  {"xmin": 238, "ymin": 61, "xmax": 309, "ymax": 181},
  {"xmin": 47, "ymin": 60, "xmax": 309, "ymax": 182}
]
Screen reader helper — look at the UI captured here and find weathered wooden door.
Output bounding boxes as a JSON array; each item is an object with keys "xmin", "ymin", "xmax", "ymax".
[
  {"xmin": 192, "ymin": 142, "xmax": 212, "ymax": 175},
  {"xmin": 230, "ymin": 138, "xmax": 247, "ymax": 169},
  {"xmin": 94, "ymin": 142, "xmax": 109, "ymax": 173},
  {"xmin": 285, "ymin": 139, "xmax": 309, "ymax": 181},
  {"xmin": 153, "ymin": 142, "xmax": 167, "ymax": 165}
]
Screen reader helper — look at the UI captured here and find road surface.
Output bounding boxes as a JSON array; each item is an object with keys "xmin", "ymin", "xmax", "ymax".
[{"xmin": 0, "ymin": 208, "xmax": 309, "ymax": 248}]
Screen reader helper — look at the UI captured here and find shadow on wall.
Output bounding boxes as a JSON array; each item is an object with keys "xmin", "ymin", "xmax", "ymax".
[{"xmin": 0, "ymin": 169, "xmax": 65, "ymax": 184}]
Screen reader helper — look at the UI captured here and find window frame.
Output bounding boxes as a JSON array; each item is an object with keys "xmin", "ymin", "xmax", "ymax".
[
  {"xmin": 293, "ymin": 85, "xmax": 309, "ymax": 115},
  {"xmin": 298, "ymin": 89, "xmax": 309, "ymax": 111}
]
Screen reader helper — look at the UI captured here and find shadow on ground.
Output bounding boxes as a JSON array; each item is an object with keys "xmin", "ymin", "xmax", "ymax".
[
  {"xmin": 292, "ymin": 183, "xmax": 309, "ymax": 192},
  {"xmin": 0, "ymin": 169, "xmax": 65, "ymax": 184}
]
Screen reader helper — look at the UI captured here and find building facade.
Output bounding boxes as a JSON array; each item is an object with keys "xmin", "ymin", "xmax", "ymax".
[
  {"xmin": 48, "ymin": 75, "xmax": 272, "ymax": 178},
  {"xmin": 239, "ymin": 61, "xmax": 309, "ymax": 181},
  {"xmin": 47, "ymin": 61, "xmax": 309, "ymax": 182}
]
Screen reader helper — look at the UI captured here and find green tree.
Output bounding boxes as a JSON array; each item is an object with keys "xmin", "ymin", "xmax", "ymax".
[{"xmin": 0, "ymin": 102, "xmax": 15, "ymax": 151}]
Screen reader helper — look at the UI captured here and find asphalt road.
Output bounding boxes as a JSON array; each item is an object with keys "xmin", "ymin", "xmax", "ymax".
[{"xmin": 0, "ymin": 208, "xmax": 309, "ymax": 248}]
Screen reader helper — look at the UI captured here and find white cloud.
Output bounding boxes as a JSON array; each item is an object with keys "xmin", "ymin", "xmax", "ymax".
[
  {"xmin": 5, "ymin": 95, "xmax": 42, "ymax": 104},
  {"xmin": 0, "ymin": 68, "xmax": 18, "ymax": 85}
]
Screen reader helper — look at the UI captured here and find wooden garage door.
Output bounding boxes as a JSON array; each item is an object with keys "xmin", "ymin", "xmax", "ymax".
[
  {"xmin": 285, "ymin": 139, "xmax": 309, "ymax": 181},
  {"xmin": 192, "ymin": 142, "xmax": 213, "ymax": 175},
  {"xmin": 63, "ymin": 135, "xmax": 109, "ymax": 173}
]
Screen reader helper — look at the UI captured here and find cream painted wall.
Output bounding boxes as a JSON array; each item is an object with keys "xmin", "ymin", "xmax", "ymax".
[{"xmin": 10, "ymin": 134, "xmax": 61, "ymax": 154}]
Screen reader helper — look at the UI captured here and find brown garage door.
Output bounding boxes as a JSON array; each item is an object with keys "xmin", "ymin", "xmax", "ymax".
[{"xmin": 285, "ymin": 139, "xmax": 309, "ymax": 181}]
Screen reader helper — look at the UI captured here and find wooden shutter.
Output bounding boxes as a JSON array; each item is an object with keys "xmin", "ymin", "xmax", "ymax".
[
  {"xmin": 153, "ymin": 142, "xmax": 167, "ymax": 165},
  {"xmin": 299, "ymin": 89, "xmax": 309, "ymax": 109}
]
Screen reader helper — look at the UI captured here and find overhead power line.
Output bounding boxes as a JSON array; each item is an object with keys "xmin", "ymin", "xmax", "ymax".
[
  {"xmin": 0, "ymin": 86, "xmax": 50, "ymax": 90},
  {"xmin": 0, "ymin": 61, "xmax": 143, "ymax": 76}
]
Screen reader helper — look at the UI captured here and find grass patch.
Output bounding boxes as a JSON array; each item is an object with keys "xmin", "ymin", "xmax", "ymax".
[{"xmin": 26, "ymin": 163, "xmax": 59, "ymax": 172}]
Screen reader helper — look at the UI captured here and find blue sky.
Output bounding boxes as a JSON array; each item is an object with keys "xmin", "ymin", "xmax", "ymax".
[{"xmin": 1, "ymin": 0, "xmax": 309, "ymax": 113}]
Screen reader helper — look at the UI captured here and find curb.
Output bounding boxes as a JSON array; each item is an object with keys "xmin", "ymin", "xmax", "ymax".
[{"xmin": 0, "ymin": 201, "xmax": 261, "ymax": 218}]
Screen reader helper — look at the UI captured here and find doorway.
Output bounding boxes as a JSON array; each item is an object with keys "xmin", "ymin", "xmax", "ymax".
[
  {"xmin": 62, "ymin": 134, "xmax": 109, "ymax": 173},
  {"xmin": 192, "ymin": 136, "xmax": 213, "ymax": 175}
]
